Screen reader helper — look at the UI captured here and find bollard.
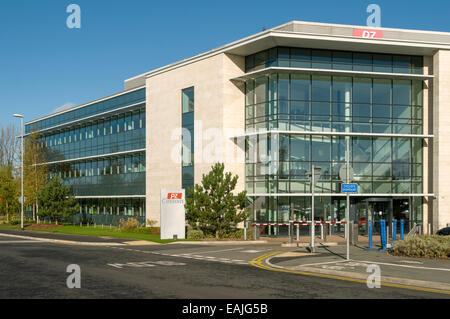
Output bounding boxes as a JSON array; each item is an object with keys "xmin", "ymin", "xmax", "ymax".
[
  {"xmin": 392, "ymin": 220, "xmax": 397, "ymax": 243},
  {"xmin": 368, "ymin": 220, "xmax": 373, "ymax": 249},
  {"xmin": 244, "ymin": 221, "xmax": 247, "ymax": 241},
  {"xmin": 110, "ymin": 224, "xmax": 112, "ymax": 230},
  {"xmin": 296, "ymin": 224, "xmax": 299, "ymax": 242},
  {"xmin": 386, "ymin": 225, "xmax": 390, "ymax": 248},
  {"xmin": 320, "ymin": 224, "xmax": 324, "ymax": 240},
  {"xmin": 102, "ymin": 224, "xmax": 104, "ymax": 230},
  {"xmin": 380, "ymin": 219, "xmax": 387, "ymax": 250},
  {"xmin": 400, "ymin": 220, "xmax": 404, "ymax": 240}
]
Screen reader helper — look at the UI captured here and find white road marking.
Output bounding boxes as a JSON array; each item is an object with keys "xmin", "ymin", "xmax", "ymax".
[
  {"xmin": 358, "ymin": 260, "xmax": 450, "ymax": 272},
  {"xmin": 398, "ymin": 260, "xmax": 424, "ymax": 264},
  {"xmin": 107, "ymin": 260, "xmax": 186, "ymax": 269},
  {"xmin": 300, "ymin": 260, "xmax": 350, "ymax": 267},
  {"xmin": 241, "ymin": 250, "xmax": 265, "ymax": 253},
  {"xmin": 0, "ymin": 240, "xmax": 47, "ymax": 244},
  {"xmin": 105, "ymin": 246, "xmax": 251, "ymax": 266},
  {"xmin": 181, "ymin": 247, "xmax": 243, "ymax": 255}
]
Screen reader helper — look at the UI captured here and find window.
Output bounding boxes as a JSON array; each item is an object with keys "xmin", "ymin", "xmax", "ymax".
[
  {"xmin": 291, "ymin": 74, "xmax": 310, "ymax": 101},
  {"xmin": 182, "ymin": 87, "xmax": 194, "ymax": 113}
]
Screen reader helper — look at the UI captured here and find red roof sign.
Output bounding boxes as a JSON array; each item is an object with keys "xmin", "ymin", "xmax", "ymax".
[{"xmin": 353, "ymin": 29, "xmax": 384, "ymax": 39}]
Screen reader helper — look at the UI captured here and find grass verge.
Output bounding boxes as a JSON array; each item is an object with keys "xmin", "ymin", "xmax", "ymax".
[{"xmin": 0, "ymin": 224, "xmax": 193, "ymax": 244}]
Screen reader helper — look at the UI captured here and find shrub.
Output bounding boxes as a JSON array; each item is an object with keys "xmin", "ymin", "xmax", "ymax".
[
  {"xmin": 222, "ymin": 228, "xmax": 253, "ymax": 240},
  {"xmin": 119, "ymin": 218, "xmax": 142, "ymax": 231},
  {"xmin": 392, "ymin": 235, "xmax": 450, "ymax": 259},
  {"xmin": 187, "ymin": 229, "xmax": 205, "ymax": 240},
  {"xmin": 146, "ymin": 219, "xmax": 157, "ymax": 227}
]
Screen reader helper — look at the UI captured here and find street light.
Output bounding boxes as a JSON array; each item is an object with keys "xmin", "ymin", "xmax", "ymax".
[{"xmin": 13, "ymin": 114, "xmax": 24, "ymax": 231}]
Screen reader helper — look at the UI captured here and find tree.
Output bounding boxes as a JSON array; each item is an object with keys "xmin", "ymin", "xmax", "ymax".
[
  {"xmin": 24, "ymin": 131, "xmax": 48, "ymax": 221},
  {"xmin": 0, "ymin": 124, "xmax": 20, "ymax": 168},
  {"xmin": 0, "ymin": 165, "xmax": 20, "ymax": 223},
  {"xmin": 37, "ymin": 176, "xmax": 79, "ymax": 225},
  {"xmin": 185, "ymin": 163, "xmax": 248, "ymax": 239}
]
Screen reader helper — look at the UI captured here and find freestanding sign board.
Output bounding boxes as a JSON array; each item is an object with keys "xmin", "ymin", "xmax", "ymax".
[{"xmin": 160, "ymin": 189, "xmax": 186, "ymax": 240}]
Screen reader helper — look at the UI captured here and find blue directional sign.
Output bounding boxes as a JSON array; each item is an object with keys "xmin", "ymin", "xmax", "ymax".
[{"xmin": 341, "ymin": 183, "xmax": 358, "ymax": 193}]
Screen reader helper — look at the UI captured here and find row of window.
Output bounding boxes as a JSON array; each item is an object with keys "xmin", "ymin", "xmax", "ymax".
[
  {"xmin": 69, "ymin": 174, "xmax": 145, "ymax": 197},
  {"xmin": 247, "ymin": 102, "xmax": 423, "ymax": 121},
  {"xmin": 26, "ymin": 89, "xmax": 146, "ymax": 133},
  {"xmin": 246, "ymin": 135, "xmax": 422, "ymax": 165},
  {"xmin": 39, "ymin": 110, "xmax": 145, "ymax": 148},
  {"xmin": 248, "ymin": 120, "xmax": 423, "ymax": 136},
  {"xmin": 245, "ymin": 47, "xmax": 423, "ymax": 74},
  {"xmin": 247, "ymin": 161, "xmax": 422, "ymax": 180},
  {"xmin": 78, "ymin": 198, "xmax": 146, "ymax": 217},
  {"xmin": 246, "ymin": 75, "xmax": 423, "ymax": 107},
  {"xmin": 247, "ymin": 196, "xmax": 422, "ymax": 225},
  {"xmin": 38, "ymin": 110, "xmax": 145, "ymax": 162},
  {"xmin": 49, "ymin": 153, "xmax": 146, "ymax": 179},
  {"xmin": 245, "ymin": 180, "xmax": 423, "ymax": 195}
]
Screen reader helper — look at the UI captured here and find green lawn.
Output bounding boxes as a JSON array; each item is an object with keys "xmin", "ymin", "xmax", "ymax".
[{"xmin": 0, "ymin": 224, "xmax": 192, "ymax": 244}]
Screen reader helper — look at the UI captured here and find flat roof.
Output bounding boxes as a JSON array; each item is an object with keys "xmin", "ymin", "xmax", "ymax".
[{"xmin": 125, "ymin": 20, "xmax": 450, "ymax": 88}]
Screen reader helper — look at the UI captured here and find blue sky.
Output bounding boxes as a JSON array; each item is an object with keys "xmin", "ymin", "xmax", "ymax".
[{"xmin": 1, "ymin": 0, "xmax": 449, "ymax": 128}]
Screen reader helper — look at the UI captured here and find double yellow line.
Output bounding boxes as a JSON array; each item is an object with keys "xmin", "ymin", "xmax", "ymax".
[{"xmin": 249, "ymin": 251, "xmax": 450, "ymax": 296}]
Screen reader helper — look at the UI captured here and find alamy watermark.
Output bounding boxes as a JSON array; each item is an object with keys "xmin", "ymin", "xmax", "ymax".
[
  {"xmin": 366, "ymin": 264, "xmax": 381, "ymax": 289},
  {"xmin": 66, "ymin": 4, "xmax": 81, "ymax": 29},
  {"xmin": 366, "ymin": 4, "xmax": 381, "ymax": 28},
  {"xmin": 66, "ymin": 264, "xmax": 81, "ymax": 289}
]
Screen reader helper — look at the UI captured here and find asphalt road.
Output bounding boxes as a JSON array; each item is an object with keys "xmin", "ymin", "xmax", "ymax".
[{"xmin": 0, "ymin": 234, "xmax": 448, "ymax": 299}]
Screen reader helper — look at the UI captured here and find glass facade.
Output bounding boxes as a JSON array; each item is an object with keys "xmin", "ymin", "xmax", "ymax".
[
  {"xmin": 50, "ymin": 153, "xmax": 145, "ymax": 196},
  {"xmin": 182, "ymin": 87, "xmax": 195, "ymax": 192},
  {"xmin": 245, "ymin": 47, "xmax": 425, "ymax": 237},
  {"xmin": 245, "ymin": 74, "xmax": 423, "ymax": 134},
  {"xmin": 25, "ymin": 89, "xmax": 146, "ymax": 224},
  {"xmin": 245, "ymin": 47, "xmax": 423, "ymax": 74},
  {"xmin": 38, "ymin": 109, "xmax": 145, "ymax": 162},
  {"xmin": 26, "ymin": 88, "xmax": 145, "ymax": 133}
]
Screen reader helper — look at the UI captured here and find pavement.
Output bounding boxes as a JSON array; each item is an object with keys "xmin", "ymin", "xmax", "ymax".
[
  {"xmin": 0, "ymin": 228, "xmax": 449, "ymax": 297},
  {"xmin": 254, "ymin": 243, "xmax": 450, "ymax": 294}
]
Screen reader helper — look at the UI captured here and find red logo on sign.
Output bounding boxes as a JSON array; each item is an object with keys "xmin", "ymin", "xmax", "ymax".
[
  {"xmin": 167, "ymin": 193, "xmax": 182, "ymax": 200},
  {"xmin": 353, "ymin": 29, "xmax": 383, "ymax": 39}
]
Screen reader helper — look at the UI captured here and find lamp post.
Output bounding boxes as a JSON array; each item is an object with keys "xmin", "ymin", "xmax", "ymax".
[{"xmin": 13, "ymin": 114, "xmax": 24, "ymax": 231}]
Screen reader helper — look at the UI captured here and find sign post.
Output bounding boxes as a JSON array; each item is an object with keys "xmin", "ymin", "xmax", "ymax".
[
  {"xmin": 160, "ymin": 189, "xmax": 186, "ymax": 240},
  {"xmin": 307, "ymin": 166, "xmax": 322, "ymax": 253},
  {"xmin": 339, "ymin": 138, "xmax": 357, "ymax": 260}
]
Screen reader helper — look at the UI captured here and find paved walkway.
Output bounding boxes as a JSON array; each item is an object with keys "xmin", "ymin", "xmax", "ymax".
[{"xmin": 260, "ymin": 245, "xmax": 450, "ymax": 293}]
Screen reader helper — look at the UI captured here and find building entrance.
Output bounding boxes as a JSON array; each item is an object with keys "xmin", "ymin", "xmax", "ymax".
[{"xmin": 353, "ymin": 198, "xmax": 410, "ymax": 235}]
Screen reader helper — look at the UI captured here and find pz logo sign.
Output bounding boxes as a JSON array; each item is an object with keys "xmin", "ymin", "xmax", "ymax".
[
  {"xmin": 353, "ymin": 29, "xmax": 383, "ymax": 39},
  {"xmin": 167, "ymin": 193, "xmax": 183, "ymax": 200}
]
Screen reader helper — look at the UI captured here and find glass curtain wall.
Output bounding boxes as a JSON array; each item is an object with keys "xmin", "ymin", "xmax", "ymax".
[
  {"xmin": 245, "ymin": 47, "xmax": 423, "ymax": 75},
  {"xmin": 37, "ymin": 109, "xmax": 146, "ymax": 163},
  {"xmin": 245, "ymin": 54, "xmax": 424, "ymax": 236},
  {"xmin": 26, "ymin": 88, "xmax": 145, "ymax": 133}
]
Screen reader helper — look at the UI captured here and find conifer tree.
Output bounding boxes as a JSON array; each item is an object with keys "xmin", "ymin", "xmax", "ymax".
[
  {"xmin": 37, "ymin": 176, "xmax": 78, "ymax": 225},
  {"xmin": 185, "ymin": 163, "xmax": 248, "ymax": 239}
]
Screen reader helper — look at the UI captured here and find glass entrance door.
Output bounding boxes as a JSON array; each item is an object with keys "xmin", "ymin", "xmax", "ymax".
[
  {"xmin": 368, "ymin": 199, "xmax": 392, "ymax": 235},
  {"xmin": 353, "ymin": 198, "xmax": 392, "ymax": 235}
]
